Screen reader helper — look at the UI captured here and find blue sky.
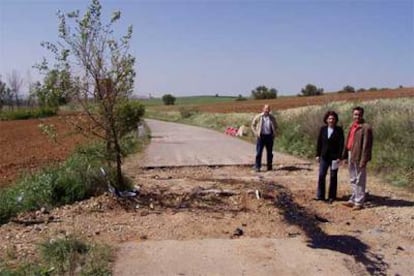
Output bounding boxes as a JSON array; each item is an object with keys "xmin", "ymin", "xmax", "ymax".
[{"xmin": 1, "ymin": 0, "xmax": 413, "ymax": 97}]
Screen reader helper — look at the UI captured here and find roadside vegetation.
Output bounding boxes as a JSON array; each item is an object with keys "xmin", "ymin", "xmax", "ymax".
[
  {"xmin": 0, "ymin": 235, "xmax": 112, "ymax": 275},
  {"xmin": 0, "ymin": 107, "xmax": 57, "ymax": 120},
  {"xmin": 146, "ymin": 98, "xmax": 414, "ymax": 190},
  {"xmin": 0, "ymin": 130, "xmax": 148, "ymax": 226}
]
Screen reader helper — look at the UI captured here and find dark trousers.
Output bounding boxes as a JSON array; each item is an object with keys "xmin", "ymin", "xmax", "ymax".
[
  {"xmin": 317, "ymin": 158, "xmax": 338, "ymax": 200},
  {"xmin": 255, "ymin": 134, "xmax": 274, "ymax": 170}
]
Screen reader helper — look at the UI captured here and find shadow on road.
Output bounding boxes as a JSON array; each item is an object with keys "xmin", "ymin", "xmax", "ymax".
[
  {"xmin": 272, "ymin": 182, "xmax": 389, "ymax": 276},
  {"xmin": 336, "ymin": 194, "xmax": 414, "ymax": 208},
  {"xmin": 278, "ymin": 165, "xmax": 312, "ymax": 172}
]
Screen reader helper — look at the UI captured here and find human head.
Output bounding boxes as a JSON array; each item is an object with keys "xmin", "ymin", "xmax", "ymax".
[
  {"xmin": 262, "ymin": 104, "xmax": 270, "ymax": 115},
  {"xmin": 352, "ymin": 106, "xmax": 364, "ymax": 123},
  {"xmin": 323, "ymin": 110, "xmax": 338, "ymax": 126}
]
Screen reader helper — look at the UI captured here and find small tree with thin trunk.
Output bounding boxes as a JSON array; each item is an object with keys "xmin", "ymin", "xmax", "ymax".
[
  {"xmin": 7, "ymin": 70, "xmax": 24, "ymax": 109},
  {"xmin": 38, "ymin": 0, "xmax": 142, "ymax": 186},
  {"xmin": 0, "ymin": 76, "xmax": 9, "ymax": 111}
]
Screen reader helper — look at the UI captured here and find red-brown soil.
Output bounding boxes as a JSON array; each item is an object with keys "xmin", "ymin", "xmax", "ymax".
[{"xmin": 0, "ymin": 115, "xmax": 88, "ymax": 187}]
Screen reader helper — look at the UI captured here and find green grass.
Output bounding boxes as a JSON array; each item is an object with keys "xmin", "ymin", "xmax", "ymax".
[
  {"xmin": 0, "ymin": 107, "xmax": 57, "ymax": 120},
  {"xmin": 0, "ymin": 235, "xmax": 112, "ymax": 276}
]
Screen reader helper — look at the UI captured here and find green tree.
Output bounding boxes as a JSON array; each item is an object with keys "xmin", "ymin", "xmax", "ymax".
[
  {"xmin": 39, "ymin": 0, "xmax": 143, "ymax": 186},
  {"xmin": 342, "ymin": 85, "xmax": 355, "ymax": 93},
  {"xmin": 31, "ymin": 69, "xmax": 73, "ymax": 111},
  {"xmin": 251, "ymin": 86, "xmax": 277, "ymax": 99},
  {"xmin": 0, "ymin": 77, "xmax": 8, "ymax": 111},
  {"xmin": 300, "ymin": 84, "xmax": 324, "ymax": 96},
  {"xmin": 162, "ymin": 94, "xmax": 176, "ymax": 105}
]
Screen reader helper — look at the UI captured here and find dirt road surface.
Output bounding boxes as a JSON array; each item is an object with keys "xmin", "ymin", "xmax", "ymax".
[{"xmin": 114, "ymin": 119, "xmax": 414, "ymax": 276}]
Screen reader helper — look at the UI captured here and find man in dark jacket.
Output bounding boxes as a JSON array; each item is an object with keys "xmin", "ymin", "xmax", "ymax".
[{"xmin": 342, "ymin": 106, "xmax": 373, "ymax": 210}]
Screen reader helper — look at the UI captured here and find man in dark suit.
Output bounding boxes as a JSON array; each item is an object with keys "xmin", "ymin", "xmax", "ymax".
[{"xmin": 315, "ymin": 110, "xmax": 344, "ymax": 203}]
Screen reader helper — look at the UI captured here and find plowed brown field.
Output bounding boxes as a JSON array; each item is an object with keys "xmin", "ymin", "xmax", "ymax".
[
  {"xmin": 195, "ymin": 88, "xmax": 414, "ymax": 113},
  {"xmin": 1, "ymin": 88, "xmax": 413, "ymax": 187},
  {"xmin": 0, "ymin": 115, "xmax": 88, "ymax": 187}
]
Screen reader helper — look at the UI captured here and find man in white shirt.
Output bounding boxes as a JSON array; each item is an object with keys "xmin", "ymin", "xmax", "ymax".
[{"xmin": 251, "ymin": 104, "xmax": 278, "ymax": 172}]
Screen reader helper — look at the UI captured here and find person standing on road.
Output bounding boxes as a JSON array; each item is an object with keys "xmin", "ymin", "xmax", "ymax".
[
  {"xmin": 251, "ymin": 104, "xmax": 278, "ymax": 172},
  {"xmin": 315, "ymin": 111, "xmax": 344, "ymax": 203},
  {"xmin": 342, "ymin": 106, "xmax": 373, "ymax": 210}
]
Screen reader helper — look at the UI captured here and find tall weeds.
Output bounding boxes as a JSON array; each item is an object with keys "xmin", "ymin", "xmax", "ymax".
[{"xmin": 277, "ymin": 99, "xmax": 413, "ymax": 189}]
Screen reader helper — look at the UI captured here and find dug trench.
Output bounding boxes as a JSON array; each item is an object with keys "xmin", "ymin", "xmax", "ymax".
[{"xmin": 1, "ymin": 165, "xmax": 413, "ymax": 275}]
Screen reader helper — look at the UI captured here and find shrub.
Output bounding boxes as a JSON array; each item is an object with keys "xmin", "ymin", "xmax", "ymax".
[
  {"xmin": 116, "ymin": 100, "xmax": 145, "ymax": 136},
  {"xmin": 162, "ymin": 94, "xmax": 176, "ymax": 105},
  {"xmin": 179, "ymin": 106, "xmax": 199, "ymax": 119}
]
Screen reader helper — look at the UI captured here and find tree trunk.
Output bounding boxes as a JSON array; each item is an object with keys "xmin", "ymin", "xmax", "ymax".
[{"xmin": 113, "ymin": 136, "xmax": 123, "ymax": 187}]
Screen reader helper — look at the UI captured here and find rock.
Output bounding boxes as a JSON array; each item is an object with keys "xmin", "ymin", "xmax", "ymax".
[{"xmin": 233, "ymin": 227, "xmax": 244, "ymax": 237}]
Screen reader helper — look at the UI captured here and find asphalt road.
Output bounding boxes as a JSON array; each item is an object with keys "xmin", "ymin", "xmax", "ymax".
[
  {"xmin": 114, "ymin": 120, "xmax": 357, "ymax": 276},
  {"xmin": 138, "ymin": 119, "xmax": 256, "ymax": 168}
]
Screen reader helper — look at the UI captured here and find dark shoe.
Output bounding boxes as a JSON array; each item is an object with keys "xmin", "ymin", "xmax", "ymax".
[
  {"xmin": 313, "ymin": 198, "xmax": 324, "ymax": 201},
  {"xmin": 342, "ymin": 201, "xmax": 354, "ymax": 208},
  {"xmin": 353, "ymin": 204, "xmax": 364, "ymax": 211},
  {"xmin": 328, "ymin": 198, "xmax": 334, "ymax": 204}
]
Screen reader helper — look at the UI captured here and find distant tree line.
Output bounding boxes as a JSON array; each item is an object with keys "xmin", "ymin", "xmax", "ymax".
[
  {"xmin": 245, "ymin": 84, "xmax": 400, "ymax": 99},
  {"xmin": 0, "ymin": 71, "xmax": 25, "ymax": 111}
]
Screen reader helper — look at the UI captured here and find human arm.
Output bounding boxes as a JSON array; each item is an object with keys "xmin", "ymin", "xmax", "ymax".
[
  {"xmin": 359, "ymin": 125, "xmax": 373, "ymax": 168},
  {"xmin": 251, "ymin": 115, "xmax": 259, "ymax": 137}
]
